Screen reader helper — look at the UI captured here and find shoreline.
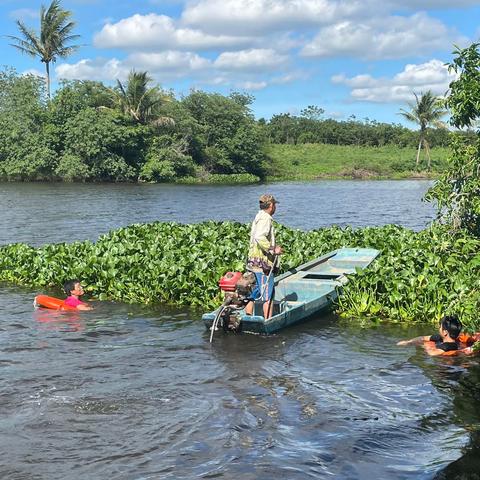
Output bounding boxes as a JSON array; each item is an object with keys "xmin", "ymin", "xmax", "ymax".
[{"xmin": 0, "ymin": 170, "xmax": 439, "ymax": 185}]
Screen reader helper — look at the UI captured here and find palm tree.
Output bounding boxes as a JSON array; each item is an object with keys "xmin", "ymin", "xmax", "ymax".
[
  {"xmin": 8, "ymin": 0, "xmax": 80, "ymax": 99},
  {"xmin": 114, "ymin": 70, "xmax": 173, "ymax": 126},
  {"xmin": 399, "ymin": 91, "xmax": 447, "ymax": 170}
]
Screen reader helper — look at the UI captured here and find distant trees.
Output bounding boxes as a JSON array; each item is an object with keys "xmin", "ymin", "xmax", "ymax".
[
  {"xmin": 262, "ymin": 113, "xmax": 452, "ymax": 149},
  {"xmin": 0, "ymin": 69, "xmax": 54, "ymax": 181},
  {"xmin": 7, "ymin": 0, "xmax": 80, "ymax": 99},
  {"xmin": 181, "ymin": 90, "xmax": 266, "ymax": 177},
  {"xmin": 1, "ymin": 66, "xmax": 461, "ymax": 183},
  {"xmin": 399, "ymin": 91, "xmax": 447, "ymax": 169}
]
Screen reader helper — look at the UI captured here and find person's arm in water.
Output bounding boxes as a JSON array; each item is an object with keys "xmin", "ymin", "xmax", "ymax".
[
  {"xmin": 76, "ymin": 303, "xmax": 93, "ymax": 311},
  {"xmin": 397, "ymin": 335, "xmax": 431, "ymax": 346},
  {"xmin": 64, "ymin": 294, "xmax": 93, "ymax": 311},
  {"xmin": 422, "ymin": 342, "xmax": 449, "ymax": 356}
]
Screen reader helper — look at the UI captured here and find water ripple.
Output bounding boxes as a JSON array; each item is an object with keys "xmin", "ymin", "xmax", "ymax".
[{"xmin": 0, "ymin": 289, "xmax": 478, "ymax": 479}]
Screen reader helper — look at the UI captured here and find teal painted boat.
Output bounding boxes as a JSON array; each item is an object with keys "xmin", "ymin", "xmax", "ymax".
[{"xmin": 203, "ymin": 247, "xmax": 380, "ymax": 335}]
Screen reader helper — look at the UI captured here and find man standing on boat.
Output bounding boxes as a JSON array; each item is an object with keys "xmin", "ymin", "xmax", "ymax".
[{"xmin": 245, "ymin": 194, "xmax": 283, "ymax": 319}]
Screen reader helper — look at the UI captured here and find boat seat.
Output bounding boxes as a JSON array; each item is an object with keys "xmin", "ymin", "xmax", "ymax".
[
  {"xmin": 252, "ymin": 299, "xmax": 283, "ymax": 316},
  {"xmin": 252, "ymin": 300, "xmax": 304, "ymax": 316},
  {"xmin": 299, "ymin": 272, "xmax": 343, "ymax": 280}
]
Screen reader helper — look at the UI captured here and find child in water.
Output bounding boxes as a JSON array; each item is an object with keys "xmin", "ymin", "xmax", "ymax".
[
  {"xmin": 63, "ymin": 279, "xmax": 93, "ymax": 311},
  {"xmin": 396, "ymin": 315, "xmax": 468, "ymax": 356}
]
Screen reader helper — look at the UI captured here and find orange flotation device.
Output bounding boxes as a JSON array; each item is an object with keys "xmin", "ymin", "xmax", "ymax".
[
  {"xmin": 426, "ymin": 333, "xmax": 480, "ymax": 356},
  {"xmin": 458, "ymin": 332, "xmax": 480, "ymax": 346},
  {"xmin": 439, "ymin": 348, "xmax": 475, "ymax": 357},
  {"xmin": 34, "ymin": 295, "xmax": 78, "ymax": 312}
]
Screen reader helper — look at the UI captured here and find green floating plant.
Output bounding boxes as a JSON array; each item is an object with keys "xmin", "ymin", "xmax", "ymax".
[{"xmin": 1, "ymin": 221, "xmax": 479, "ymax": 330}]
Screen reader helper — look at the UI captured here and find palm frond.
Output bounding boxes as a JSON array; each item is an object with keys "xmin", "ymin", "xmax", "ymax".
[
  {"xmin": 398, "ymin": 109, "xmax": 417, "ymax": 123},
  {"xmin": 8, "ymin": 38, "xmax": 39, "ymax": 58},
  {"xmin": 398, "ymin": 90, "xmax": 447, "ymax": 129},
  {"xmin": 112, "ymin": 69, "xmax": 172, "ymax": 124},
  {"xmin": 9, "ymin": 0, "xmax": 80, "ymax": 65},
  {"xmin": 55, "ymin": 45, "xmax": 80, "ymax": 58},
  {"xmin": 9, "ymin": 21, "xmax": 44, "ymax": 58}
]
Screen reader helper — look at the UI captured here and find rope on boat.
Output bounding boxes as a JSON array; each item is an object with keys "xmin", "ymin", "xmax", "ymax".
[
  {"xmin": 258, "ymin": 254, "xmax": 278, "ymax": 301},
  {"xmin": 209, "ymin": 302, "xmax": 229, "ymax": 343}
]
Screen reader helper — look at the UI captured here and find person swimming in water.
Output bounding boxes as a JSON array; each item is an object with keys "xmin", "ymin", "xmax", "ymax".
[
  {"xmin": 396, "ymin": 315, "xmax": 465, "ymax": 356},
  {"xmin": 63, "ymin": 279, "xmax": 93, "ymax": 311}
]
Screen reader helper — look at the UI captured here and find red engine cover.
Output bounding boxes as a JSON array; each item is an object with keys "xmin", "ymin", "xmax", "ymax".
[{"xmin": 218, "ymin": 271, "xmax": 242, "ymax": 292}]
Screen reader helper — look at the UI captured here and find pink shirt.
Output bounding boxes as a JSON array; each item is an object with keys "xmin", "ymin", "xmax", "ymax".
[{"xmin": 64, "ymin": 296, "xmax": 85, "ymax": 308}]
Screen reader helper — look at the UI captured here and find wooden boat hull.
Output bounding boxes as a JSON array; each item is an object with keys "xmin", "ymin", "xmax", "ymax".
[{"xmin": 203, "ymin": 247, "xmax": 380, "ymax": 334}]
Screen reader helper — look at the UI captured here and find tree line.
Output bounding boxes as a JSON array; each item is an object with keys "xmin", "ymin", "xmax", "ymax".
[
  {"xmin": 1, "ymin": 0, "xmax": 476, "ymax": 184},
  {"xmin": 262, "ymin": 111, "xmax": 454, "ymax": 149},
  {"xmin": 1, "ymin": 66, "xmax": 467, "ymax": 183}
]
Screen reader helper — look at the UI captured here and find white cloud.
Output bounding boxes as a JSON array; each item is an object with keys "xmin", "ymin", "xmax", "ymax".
[
  {"xmin": 94, "ymin": 13, "xmax": 255, "ymax": 51},
  {"xmin": 214, "ymin": 49, "xmax": 288, "ymax": 72},
  {"xmin": 239, "ymin": 81, "xmax": 268, "ymax": 90},
  {"xmin": 131, "ymin": 51, "xmax": 211, "ymax": 71},
  {"xmin": 9, "ymin": 8, "xmax": 38, "ymax": 20},
  {"xmin": 332, "ymin": 59, "xmax": 457, "ymax": 102},
  {"xmin": 302, "ymin": 13, "xmax": 463, "ymax": 60},
  {"xmin": 56, "ymin": 58, "xmax": 130, "ymax": 82},
  {"xmin": 181, "ymin": 0, "xmax": 366, "ymax": 35},
  {"xmin": 56, "ymin": 51, "xmax": 214, "ymax": 82}
]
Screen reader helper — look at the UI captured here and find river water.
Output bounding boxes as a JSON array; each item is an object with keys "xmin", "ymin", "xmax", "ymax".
[
  {"xmin": 0, "ymin": 180, "xmax": 435, "ymax": 245},
  {"xmin": 1, "ymin": 181, "xmax": 479, "ymax": 480}
]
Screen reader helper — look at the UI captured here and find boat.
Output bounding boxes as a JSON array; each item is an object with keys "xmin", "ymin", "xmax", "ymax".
[{"xmin": 203, "ymin": 247, "xmax": 380, "ymax": 335}]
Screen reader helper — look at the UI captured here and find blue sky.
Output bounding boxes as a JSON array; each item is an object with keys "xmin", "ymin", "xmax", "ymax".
[{"xmin": 1, "ymin": 0, "xmax": 479, "ymax": 123}]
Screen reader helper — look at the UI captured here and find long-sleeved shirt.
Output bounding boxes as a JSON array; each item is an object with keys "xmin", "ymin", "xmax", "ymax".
[{"xmin": 247, "ymin": 209, "xmax": 276, "ymax": 273}]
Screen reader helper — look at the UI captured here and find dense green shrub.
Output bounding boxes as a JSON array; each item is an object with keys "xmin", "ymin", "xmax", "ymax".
[
  {"xmin": 140, "ymin": 148, "xmax": 196, "ymax": 182},
  {"xmin": 0, "ymin": 69, "xmax": 267, "ymax": 183}
]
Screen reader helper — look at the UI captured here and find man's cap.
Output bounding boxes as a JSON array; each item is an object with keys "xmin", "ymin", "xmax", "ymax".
[{"xmin": 259, "ymin": 194, "xmax": 279, "ymax": 205}]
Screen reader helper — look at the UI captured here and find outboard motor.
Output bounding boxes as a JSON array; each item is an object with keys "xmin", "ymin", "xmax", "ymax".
[{"xmin": 213, "ymin": 271, "xmax": 257, "ymax": 334}]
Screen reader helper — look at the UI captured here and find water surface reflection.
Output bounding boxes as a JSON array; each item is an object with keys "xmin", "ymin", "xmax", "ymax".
[{"xmin": 0, "ymin": 285, "xmax": 476, "ymax": 479}]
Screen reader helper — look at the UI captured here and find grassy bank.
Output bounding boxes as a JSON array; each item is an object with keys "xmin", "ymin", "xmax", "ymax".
[
  {"xmin": 266, "ymin": 143, "xmax": 450, "ymax": 180},
  {"xmin": 1, "ymin": 221, "xmax": 479, "ymax": 331}
]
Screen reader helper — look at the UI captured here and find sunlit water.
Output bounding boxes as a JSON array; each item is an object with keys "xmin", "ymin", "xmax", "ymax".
[{"xmin": 1, "ymin": 181, "xmax": 479, "ymax": 479}]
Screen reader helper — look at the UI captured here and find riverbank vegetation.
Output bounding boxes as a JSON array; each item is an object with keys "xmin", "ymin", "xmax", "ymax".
[
  {"xmin": 0, "ymin": 66, "xmax": 465, "ymax": 183},
  {"xmin": 0, "ymin": 221, "xmax": 479, "ymax": 331},
  {"xmin": 0, "ymin": 69, "xmax": 267, "ymax": 183}
]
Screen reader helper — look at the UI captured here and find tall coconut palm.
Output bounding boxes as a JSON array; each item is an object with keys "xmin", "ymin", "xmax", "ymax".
[
  {"xmin": 114, "ymin": 70, "xmax": 173, "ymax": 126},
  {"xmin": 399, "ymin": 90, "xmax": 447, "ymax": 170},
  {"xmin": 8, "ymin": 0, "xmax": 80, "ymax": 99}
]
